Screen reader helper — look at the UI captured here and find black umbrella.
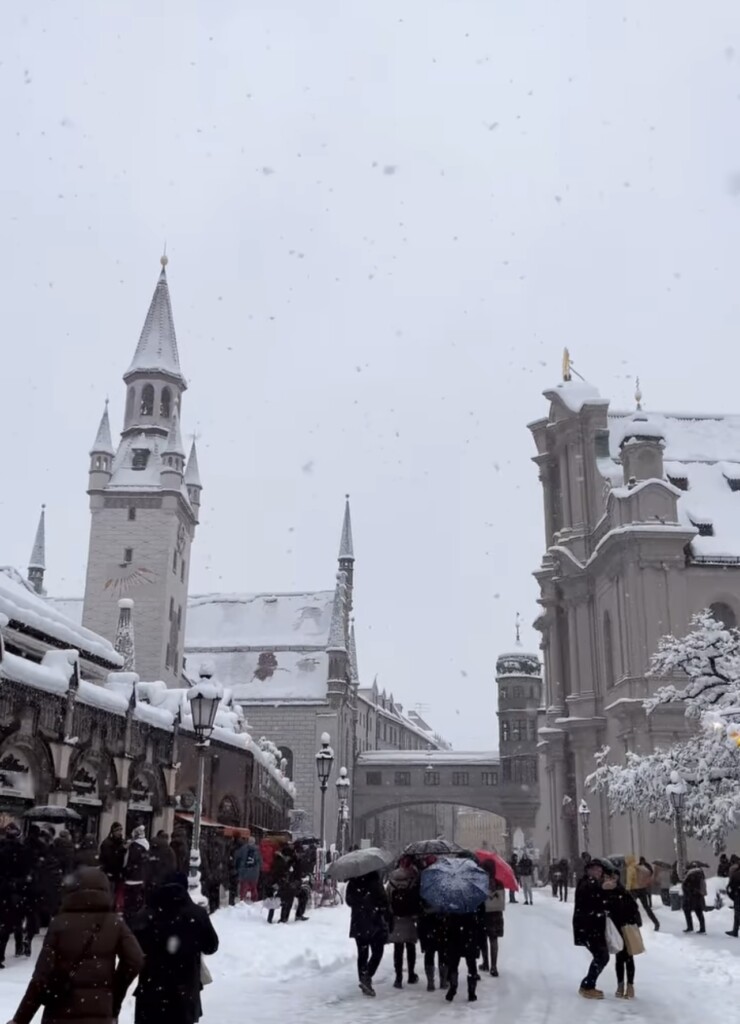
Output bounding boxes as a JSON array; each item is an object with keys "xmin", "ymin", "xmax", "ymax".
[
  {"xmin": 327, "ymin": 847, "xmax": 395, "ymax": 881},
  {"xmin": 403, "ymin": 839, "xmax": 464, "ymax": 858},
  {"xmin": 23, "ymin": 805, "xmax": 82, "ymax": 823}
]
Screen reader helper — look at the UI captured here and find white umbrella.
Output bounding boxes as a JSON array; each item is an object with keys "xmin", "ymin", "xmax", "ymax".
[{"xmin": 326, "ymin": 847, "xmax": 395, "ymax": 881}]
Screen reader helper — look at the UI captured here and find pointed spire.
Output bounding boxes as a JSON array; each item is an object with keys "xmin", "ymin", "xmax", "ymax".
[
  {"xmin": 349, "ymin": 619, "xmax": 359, "ymax": 683},
  {"xmin": 163, "ymin": 408, "xmax": 186, "ymax": 457},
  {"xmin": 338, "ymin": 494, "xmax": 354, "ymax": 561},
  {"xmin": 115, "ymin": 598, "xmax": 136, "ymax": 672},
  {"xmin": 29, "ymin": 505, "xmax": 46, "ymax": 571},
  {"xmin": 90, "ymin": 400, "xmax": 114, "ymax": 455},
  {"xmin": 327, "ymin": 571, "xmax": 348, "ymax": 652},
  {"xmin": 185, "ymin": 440, "xmax": 202, "ymax": 487},
  {"xmin": 124, "ymin": 257, "xmax": 185, "ymax": 385}
]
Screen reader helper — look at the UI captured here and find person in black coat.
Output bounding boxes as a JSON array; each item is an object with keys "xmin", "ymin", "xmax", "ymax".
[
  {"xmin": 717, "ymin": 854, "xmax": 730, "ymax": 879},
  {"xmin": 556, "ymin": 857, "xmax": 570, "ymax": 902},
  {"xmin": 572, "ymin": 858, "xmax": 610, "ymax": 998},
  {"xmin": 682, "ymin": 863, "xmax": 706, "ymax": 933},
  {"xmin": 602, "ymin": 872, "xmax": 642, "ymax": 998},
  {"xmin": 100, "ymin": 822, "xmax": 126, "ymax": 911},
  {"xmin": 132, "ymin": 872, "xmax": 219, "ymax": 1024},
  {"xmin": 726, "ymin": 859, "xmax": 740, "ymax": 937},
  {"xmin": 0, "ymin": 824, "xmax": 33, "ymax": 966},
  {"xmin": 440, "ymin": 913, "xmax": 481, "ymax": 1003},
  {"xmin": 346, "ymin": 871, "xmax": 391, "ymax": 997}
]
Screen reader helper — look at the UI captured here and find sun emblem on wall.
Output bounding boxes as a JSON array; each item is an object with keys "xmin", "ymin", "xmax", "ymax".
[{"xmin": 104, "ymin": 564, "xmax": 157, "ymax": 595}]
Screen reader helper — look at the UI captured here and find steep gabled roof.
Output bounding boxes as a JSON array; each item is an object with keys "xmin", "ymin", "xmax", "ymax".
[
  {"xmin": 91, "ymin": 401, "xmax": 114, "ymax": 455},
  {"xmin": 124, "ymin": 261, "xmax": 185, "ymax": 385}
]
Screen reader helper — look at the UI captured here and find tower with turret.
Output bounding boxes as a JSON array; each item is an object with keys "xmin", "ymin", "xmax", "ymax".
[{"xmin": 81, "ymin": 257, "xmax": 201, "ymax": 686}]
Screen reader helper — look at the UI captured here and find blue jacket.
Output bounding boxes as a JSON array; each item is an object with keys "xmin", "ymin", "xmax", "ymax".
[{"xmin": 235, "ymin": 843, "xmax": 262, "ymax": 883}]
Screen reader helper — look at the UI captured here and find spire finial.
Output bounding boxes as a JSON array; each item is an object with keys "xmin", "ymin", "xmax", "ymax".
[
  {"xmin": 515, "ymin": 612, "xmax": 522, "ymax": 647},
  {"xmin": 161, "ymin": 241, "xmax": 168, "ymax": 268},
  {"xmin": 338, "ymin": 494, "xmax": 354, "ymax": 562},
  {"xmin": 635, "ymin": 376, "xmax": 643, "ymax": 411}
]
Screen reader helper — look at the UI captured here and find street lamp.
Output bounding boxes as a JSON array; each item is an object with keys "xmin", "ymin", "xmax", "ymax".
[
  {"xmin": 666, "ymin": 770, "xmax": 688, "ymax": 881},
  {"xmin": 335, "ymin": 766, "xmax": 351, "ymax": 856},
  {"xmin": 578, "ymin": 799, "xmax": 591, "ymax": 854},
  {"xmin": 186, "ymin": 671, "xmax": 222, "ymax": 906},
  {"xmin": 315, "ymin": 732, "xmax": 334, "ymax": 854}
]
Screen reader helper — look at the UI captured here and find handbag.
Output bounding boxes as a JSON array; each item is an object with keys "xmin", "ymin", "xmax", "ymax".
[
  {"xmin": 41, "ymin": 924, "xmax": 101, "ymax": 1011},
  {"xmin": 605, "ymin": 916, "xmax": 624, "ymax": 954},
  {"xmin": 621, "ymin": 923, "xmax": 645, "ymax": 957},
  {"xmin": 200, "ymin": 958, "xmax": 213, "ymax": 986}
]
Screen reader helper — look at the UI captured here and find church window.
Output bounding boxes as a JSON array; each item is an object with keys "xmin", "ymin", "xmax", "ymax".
[
  {"xmin": 603, "ymin": 611, "xmax": 615, "ymax": 688},
  {"xmin": 165, "ymin": 643, "xmax": 172, "ymax": 669},
  {"xmin": 709, "ymin": 602, "xmax": 737, "ymax": 629},
  {"xmin": 180, "ymin": 559, "xmax": 186, "ymax": 582},
  {"xmin": 123, "ymin": 547, "xmax": 133, "ymax": 564},
  {"xmin": 160, "ymin": 387, "xmax": 172, "ymax": 418},
  {"xmin": 132, "ymin": 449, "xmax": 150, "ymax": 471},
  {"xmin": 177, "ymin": 605, "xmax": 182, "ymax": 630},
  {"xmin": 528, "ymin": 718, "xmax": 537, "ymax": 741},
  {"xmin": 501, "ymin": 721, "xmax": 511, "ymax": 742},
  {"xmin": 125, "ymin": 387, "xmax": 135, "ymax": 422},
  {"xmin": 128, "ymin": 507, "xmax": 136, "ymax": 521},
  {"xmin": 140, "ymin": 384, "xmax": 154, "ymax": 416},
  {"xmin": 169, "ymin": 598, "xmax": 174, "ymax": 621},
  {"xmin": 172, "ymin": 551, "xmax": 178, "ymax": 573}
]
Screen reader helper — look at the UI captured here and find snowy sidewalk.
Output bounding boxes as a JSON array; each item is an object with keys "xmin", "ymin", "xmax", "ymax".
[{"xmin": 1, "ymin": 895, "xmax": 739, "ymax": 1023}]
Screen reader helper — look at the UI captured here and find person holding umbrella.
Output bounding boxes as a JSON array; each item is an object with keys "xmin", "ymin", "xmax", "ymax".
[{"xmin": 328, "ymin": 847, "xmax": 395, "ymax": 998}]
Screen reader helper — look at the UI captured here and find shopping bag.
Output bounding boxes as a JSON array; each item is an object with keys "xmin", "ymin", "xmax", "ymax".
[
  {"xmin": 605, "ymin": 916, "xmax": 624, "ymax": 953},
  {"xmin": 621, "ymin": 923, "xmax": 645, "ymax": 956},
  {"xmin": 200, "ymin": 959, "xmax": 213, "ymax": 985}
]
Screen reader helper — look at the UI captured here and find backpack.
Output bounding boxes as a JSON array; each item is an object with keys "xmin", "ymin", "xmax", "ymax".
[{"xmin": 389, "ymin": 879, "xmax": 419, "ymax": 917}]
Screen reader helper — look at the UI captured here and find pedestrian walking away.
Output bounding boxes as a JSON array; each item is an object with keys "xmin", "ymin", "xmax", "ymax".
[
  {"xmin": 443, "ymin": 912, "xmax": 481, "ymax": 1003},
  {"xmin": 146, "ymin": 831, "xmax": 177, "ymax": 902},
  {"xmin": 99, "ymin": 822, "xmax": 126, "ymax": 914},
  {"xmin": 479, "ymin": 867, "xmax": 506, "ymax": 977},
  {"xmin": 235, "ymin": 836, "xmax": 262, "ymax": 903},
  {"xmin": 508, "ymin": 853, "xmax": 519, "ymax": 903},
  {"xmin": 625, "ymin": 855, "xmax": 659, "ymax": 931},
  {"xmin": 557, "ymin": 857, "xmax": 570, "ymax": 902},
  {"xmin": 9, "ymin": 866, "xmax": 143, "ymax": 1024},
  {"xmin": 132, "ymin": 871, "xmax": 219, "ymax": 1024},
  {"xmin": 386, "ymin": 857, "xmax": 421, "ymax": 988},
  {"xmin": 726, "ymin": 856, "xmax": 740, "ymax": 937},
  {"xmin": 602, "ymin": 869, "xmax": 642, "ymax": 999},
  {"xmin": 519, "ymin": 854, "xmax": 534, "ymax": 905},
  {"xmin": 573, "ymin": 857, "xmax": 611, "ymax": 999},
  {"xmin": 682, "ymin": 862, "xmax": 707, "ymax": 934},
  {"xmin": 346, "ymin": 870, "xmax": 391, "ymax": 997},
  {"xmin": 123, "ymin": 825, "xmax": 150, "ymax": 924}
]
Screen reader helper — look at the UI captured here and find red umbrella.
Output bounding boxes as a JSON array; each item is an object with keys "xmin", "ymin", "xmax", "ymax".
[{"xmin": 475, "ymin": 850, "xmax": 519, "ymax": 891}]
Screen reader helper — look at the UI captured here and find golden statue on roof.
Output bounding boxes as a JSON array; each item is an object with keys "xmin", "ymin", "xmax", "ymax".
[{"xmin": 562, "ymin": 347, "xmax": 572, "ymax": 382}]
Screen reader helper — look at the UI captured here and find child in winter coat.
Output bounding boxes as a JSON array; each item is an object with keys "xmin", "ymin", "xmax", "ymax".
[{"xmin": 602, "ymin": 872, "xmax": 642, "ymax": 999}]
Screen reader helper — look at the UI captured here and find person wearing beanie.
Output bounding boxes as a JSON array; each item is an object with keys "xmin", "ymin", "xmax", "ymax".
[{"xmin": 123, "ymin": 826, "xmax": 150, "ymax": 924}]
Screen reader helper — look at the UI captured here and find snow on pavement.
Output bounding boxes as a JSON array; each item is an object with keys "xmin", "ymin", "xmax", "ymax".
[{"xmin": 1, "ymin": 893, "xmax": 739, "ymax": 1023}]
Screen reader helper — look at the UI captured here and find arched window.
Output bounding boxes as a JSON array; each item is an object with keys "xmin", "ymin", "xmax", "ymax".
[
  {"xmin": 140, "ymin": 384, "xmax": 154, "ymax": 416},
  {"xmin": 125, "ymin": 387, "xmax": 135, "ymax": 422},
  {"xmin": 710, "ymin": 602, "xmax": 737, "ymax": 630},
  {"xmin": 278, "ymin": 746, "xmax": 294, "ymax": 778},
  {"xmin": 160, "ymin": 387, "xmax": 171, "ymax": 418},
  {"xmin": 603, "ymin": 611, "xmax": 615, "ymax": 688}
]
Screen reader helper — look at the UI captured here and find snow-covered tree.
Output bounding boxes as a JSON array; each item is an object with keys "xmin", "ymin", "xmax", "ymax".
[{"xmin": 587, "ymin": 612, "xmax": 740, "ymax": 848}]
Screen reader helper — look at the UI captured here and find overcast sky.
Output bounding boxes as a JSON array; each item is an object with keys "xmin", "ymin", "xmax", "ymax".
[{"xmin": 2, "ymin": 2, "xmax": 740, "ymax": 749}]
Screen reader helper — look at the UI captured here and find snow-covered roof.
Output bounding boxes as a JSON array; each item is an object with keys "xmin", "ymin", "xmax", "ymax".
[
  {"xmin": 91, "ymin": 402, "xmax": 115, "ymax": 455},
  {"xmin": 186, "ymin": 590, "xmax": 336, "ymax": 649},
  {"xmin": 125, "ymin": 264, "xmax": 185, "ymax": 384},
  {"xmin": 544, "ymin": 380, "xmax": 606, "ymax": 414},
  {"xmin": 606, "ymin": 411, "xmax": 740, "ymax": 563},
  {"xmin": 104, "ymin": 431, "xmax": 192, "ymax": 506},
  {"xmin": 0, "ymin": 568, "xmax": 122, "ymax": 665},
  {"xmin": 183, "ymin": 649, "xmax": 330, "ymax": 701}
]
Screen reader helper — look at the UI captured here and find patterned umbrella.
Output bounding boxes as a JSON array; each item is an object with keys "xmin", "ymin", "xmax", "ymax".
[{"xmin": 421, "ymin": 856, "xmax": 490, "ymax": 913}]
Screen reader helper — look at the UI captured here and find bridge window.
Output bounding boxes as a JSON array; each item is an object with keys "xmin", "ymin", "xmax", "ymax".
[
  {"xmin": 452, "ymin": 772, "xmax": 469, "ymax": 786},
  {"xmin": 394, "ymin": 771, "xmax": 411, "ymax": 786},
  {"xmin": 366, "ymin": 771, "xmax": 382, "ymax": 786},
  {"xmin": 481, "ymin": 771, "xmax": 498, "ymax": 786},
  {"xmin": 424, "ymin": 771, "xmax": 440, "ymax": 786}
]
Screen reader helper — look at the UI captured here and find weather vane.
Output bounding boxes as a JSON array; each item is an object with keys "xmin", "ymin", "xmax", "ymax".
[
  {"xmin": 562, "ymin": 348, "xmax": 585, "ymax": 383},
  {"xmin": 635, "ymin": 376, "xmax": 643, "ymax": 411}
]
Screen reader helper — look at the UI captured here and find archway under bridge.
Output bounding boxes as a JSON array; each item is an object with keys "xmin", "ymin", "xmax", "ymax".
[{"xmin": 352, "ymin": 750, "xmax": 539, "ymax": 849}]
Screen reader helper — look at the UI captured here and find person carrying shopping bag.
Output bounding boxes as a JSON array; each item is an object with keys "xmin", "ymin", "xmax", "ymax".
[{"xmin": 602, "ymin": 869, "xmax": 643, "ymax": 999}]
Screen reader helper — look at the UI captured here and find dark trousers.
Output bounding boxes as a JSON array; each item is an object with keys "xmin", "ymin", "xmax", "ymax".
[
  {"xmin": 393, "ymin": 942, "xmax": 416, "ymax": 978},
  {"xmin": 480, "ymin": 935, "xmax": 498, "ymax": 969},
  {"xmin": 356, "ymin": 937, "xmax": 385, "ymax": 979},
  {"xmin": 634, "ymin": 890, "xmax": 659, "ymax": 927},
  {"xmin": 446, "ymin": 952, "xmax": 477, "ymax": 990},
  {"xmin": 424, "ymin": 948, "xmax": 445, "ymax": 973},
  {"xmin": 558, "ymin": 881, "xmax": 568, "ymax": 902},
  {"xmin": 581, "ymin": 941, "xmax": 609, "ymax": 991},
  {"xmin": 731, "ymin": 903, "xmax": 740, "ymax": 936},
  {"xmin": 615, "ymin": 950, "xmax": 635, "ymax": 986},
  {"xmin": 684, "ymin": 906, "xmax": 705, "ymax": 931},
  {"xmin": 551, "ymin": 880, "xmax": 558, "ymax": 897}
]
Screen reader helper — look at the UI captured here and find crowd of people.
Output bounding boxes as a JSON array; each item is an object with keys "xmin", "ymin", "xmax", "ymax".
[
  {"xmin": 0, "ymin": 819, "xmax": 220, "ymax": 1024},
  {"xmin": 344, "ymin": 851, "xmax": 508, "ymax": 1002}
]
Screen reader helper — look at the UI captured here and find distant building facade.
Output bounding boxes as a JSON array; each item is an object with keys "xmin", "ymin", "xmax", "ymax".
[{"xmin": 529, "ymin": 377, "xmax": 740, "ymax": 861}]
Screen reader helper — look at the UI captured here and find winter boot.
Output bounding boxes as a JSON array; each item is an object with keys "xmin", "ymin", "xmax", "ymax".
[
  {"xmin": 626, "ymin": 984, "xmax": 635, "ymax": 999},
  {"xmin": 615, "ymin": 984, "xmax": 625, "ymax": 999},
  {"xmin": 394, "ymin": 975, "xmax": 403, "ymax": 990},
  {"xmin": 578, "ymin": 988, "xmax": 604, "ymax": 1000},
  {"xmin": 490, "ymin": 965, "xmax": 499, "ymax": 977},
  {"xmin": 425, "ymin": 968, "xmax": 436, "ymax": 992},
  {"xmin": 445, "ymin": 979, "xmax": 458, "ymax": 1003},
  {"xmin": 439, "ymin": 965, "xmax": 450, "ymax": 991},
  {"xmin": 408, "ymin": 971, "xmax": 419, "ymax": 984},
  {"xmin": 359, "ymin": 974, "xmax": 376, "ymax": 997},
  {"xmin": 467, "ymin": 977, "xmax": 478, "ymax": 1003}
]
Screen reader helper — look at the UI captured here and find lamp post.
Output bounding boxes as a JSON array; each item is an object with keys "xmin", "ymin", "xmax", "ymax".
[
  {"xmin": 335, "ymin": 766, "xmax": 351, "ymax": 856},
  {"xmin": 315, "ymin": 732, "xmax": 334, "ymax": 861},
  {"xmin": 186, "ymin": 672, "xmax": 222, "ymax": 906},
  {"xmin": 578, "ymin": 799, "xmax": 591, "ymax": 855},
  {"xmin": 666, "ymin": 771, "xmax": 688, "ymax": 881}
]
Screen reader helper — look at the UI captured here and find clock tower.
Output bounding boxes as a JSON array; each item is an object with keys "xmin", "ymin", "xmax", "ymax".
[{"xmin": 81, "ymin": 256, "xmax": 201, "ymax": 686}]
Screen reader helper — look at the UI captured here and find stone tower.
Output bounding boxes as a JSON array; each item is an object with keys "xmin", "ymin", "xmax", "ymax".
[
  {"xmin": 496, "ymin": 636, "xmax": 542, "ymax": 842},
  {"xmin": 81, "ymin": 257, "xmax": 202, "ymax": 686}
]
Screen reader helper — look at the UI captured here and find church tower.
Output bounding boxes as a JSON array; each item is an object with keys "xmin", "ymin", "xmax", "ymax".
[{"xmin": 81, "ymin": 257, "xmax": 202, "ymax": 686}]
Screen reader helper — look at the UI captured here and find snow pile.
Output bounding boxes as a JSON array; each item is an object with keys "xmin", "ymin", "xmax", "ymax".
[
  {"xmin": 0, "ymin": 647, "xmax": 76, "ymax": 694},
  {"xmin": 0, "ymin": 567, "xmax": 121, "ymax": 664}
]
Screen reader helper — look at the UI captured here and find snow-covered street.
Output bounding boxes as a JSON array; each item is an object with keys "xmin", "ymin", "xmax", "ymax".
[{"xmin": 2, "ymin": 891, "xmax": 740, "ymax": 1024}]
